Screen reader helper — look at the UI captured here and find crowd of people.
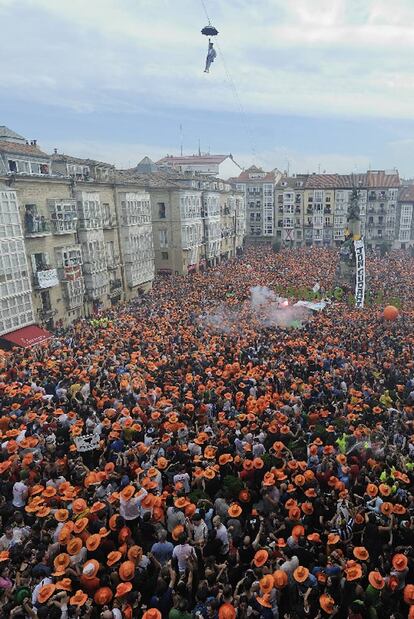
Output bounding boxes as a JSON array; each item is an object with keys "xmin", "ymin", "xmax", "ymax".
[{"xmin": 0, "ymin": 246, "xmax": 414, "ymax": 619}]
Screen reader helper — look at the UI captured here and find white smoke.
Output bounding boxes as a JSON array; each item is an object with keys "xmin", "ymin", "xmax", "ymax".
[{"xmin": 250, "ymin": 286, "xmax": 310, "ymax": 328}]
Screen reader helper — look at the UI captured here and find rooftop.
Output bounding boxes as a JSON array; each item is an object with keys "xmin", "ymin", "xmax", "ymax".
[
  {"xmin": 304, "ymin": 171, "xmax": 400, "ymax": 189},
  {"xmin": 0, "ymin": 140, "xmax": 49, "ymax": 158},
  {"xmin": 229, "ymin": 166, "xmax": 280, "ymax": 183},
  {"xmin": 50, "ymin": 152, "xmax": 115, "ymax": 169},
  {"xmin": 157, "ymin": 154, "xmax": 232, "ymax": 166},
  {"xmin": 399, "ymin": 186, "xmax": 414, "ymax": 202},
  {"xmin": 0, "ymin": 126, "xmax": 26, "ymax": 144}
]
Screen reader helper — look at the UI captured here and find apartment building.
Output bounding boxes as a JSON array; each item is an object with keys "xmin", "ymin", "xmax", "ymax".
[
  {"xmin": 395, "ymin": 186, "xmax": 414, "ymax": 249},
  {"xmin": 274, "ymin": 170, "xmax": 400, "ymax": 249},
  {"xmin": 275, "ymin": 175, "xmax": 308, "ymax": 247},
  {"xmin": 119, "ymin": 164, "xmax": 244, "ymax": 276},
  {"xmin": 229, "ymin": 166, "xmax": 282, "ymax": 241},
  {"xmin": 0, "ymin": 185, "xmax": 37, "ymax": 343}
]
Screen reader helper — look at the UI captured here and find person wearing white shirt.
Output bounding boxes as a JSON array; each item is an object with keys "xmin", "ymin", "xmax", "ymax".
[
  {"xmin": 12, "ymin": 478, "xmax": 28, "ymax": 508},
  {"xmin": 213, "ymin": 516, "xmax": 229, "ymax": 555}
]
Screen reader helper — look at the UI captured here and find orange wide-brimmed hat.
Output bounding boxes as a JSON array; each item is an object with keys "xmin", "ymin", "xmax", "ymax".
[{"xmin": 253, "ymin": 549, "xmax": 268, "ymax": 568}]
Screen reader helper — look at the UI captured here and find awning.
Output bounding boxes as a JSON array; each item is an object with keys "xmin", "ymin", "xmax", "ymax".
[{"xmin": 1, "ymin": 325, "xmax": 52, "ymax": 348}]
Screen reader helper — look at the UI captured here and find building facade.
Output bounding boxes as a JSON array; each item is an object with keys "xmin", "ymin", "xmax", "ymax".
[
  {"xmin": 274, "ymin": 171, "xmax": 400, "ymax": 249},
  {"xmin": 229, "ymin": 166, "xmax": 282, "ymax": 241},
  {"xmin": 395, "ymin": 186, "xmax": 414, "ymax": 249}
]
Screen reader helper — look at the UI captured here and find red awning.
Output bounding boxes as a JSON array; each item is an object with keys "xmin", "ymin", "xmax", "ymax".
[{"xmin": 1, "ymin": 325, "xmax": 52, "ymax": 348}]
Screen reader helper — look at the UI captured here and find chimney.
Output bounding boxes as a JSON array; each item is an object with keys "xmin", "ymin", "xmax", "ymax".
[{"xmin": 33, "ymin": 139, "xmax": 37, "ymax": 147}]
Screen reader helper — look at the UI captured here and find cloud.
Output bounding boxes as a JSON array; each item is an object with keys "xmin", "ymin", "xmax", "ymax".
[{"xmin": 0, "ymin": 0, "xmax": 414, "ymax": 121}]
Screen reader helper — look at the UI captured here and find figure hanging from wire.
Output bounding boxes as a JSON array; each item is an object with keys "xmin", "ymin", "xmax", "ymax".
[{"xmin": 201, "ymin": 24, "xmax": 218, "ymax": 73}]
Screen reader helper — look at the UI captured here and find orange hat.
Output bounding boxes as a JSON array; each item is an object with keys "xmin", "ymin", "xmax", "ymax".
[
  {"xmin": 172, "ymin": 525, "xmax": 185, "ymax": 541},
  {"xmin": 86, "ymin": 534, "xmax": 101, "ymax": 551},
  {"xmin": 142, "ymin": 610, "xmax": 162, "ymax": 619},
  {"xmin": 72, "ymin": 498, "xmax": 87, "ymax": 514},
  {"xmin": 90, "ymin": 501, "xmax": 106, "ymax": 514},
  {"xmin": 293, "ymin": 566, "xmax": 309, "ymax": 583},
  {"xmin": 301, "ymin": 502, "xmax": 314, "ymax": 515},
  {"xmin": 253, "ymin": 549, "xmax": 269, "ymax": 568},
  {"xmin": 366, "ymin": 483, "xmax": 378, "ymax": 498},
  {"xmin": 120, "ymin": 485, "xmax": 136, "ymax": 501},
  {"xmin": 307, "ymin": 533, "xmax": 321, "ymax": 543},
  {"xmin": 273, "ymin": 570, "xmax": 288, "ymax": 589},
  {"xmin": 119, "ymin": 560, "xmax": 135, "ymax": 581},
  {"xmin": 115, "ymin": 582, "xmax": 132, "ymax": 598},
  {"xmin": 36, "ymin": 506, "xmax": 51, "ymax": 518},
  {"xmin": 256, "ymin": 593, "xmax": 272, "ymax": 609},
  {"xmin": 109, "ymin": 514, "xmax": 119, "ymax": 530},
  {"xmin": 259, "ymin": 574, "xmax": 274, "ymax": 594},
  {"xmin": 393, "ymin": 504, "xmax": 407, "ymax": 515},
  {"xmin": 368, "ymin": 571, "xmax": 385, "ymax": 590},
  {"xmin": 174, "ymin": 497, "xmax": 188, "ymax": 509},
  {"xmin": 327, "ymin": 533, "xmax": 340, "ymax": 545},
  {"xmin": 0, "ymin": 550, "xmax": 9, "ymax": 562},
  {"xmin": 404, "ymin": 584, "xmax": 414, "ymax": 605},
  {"xmin": 54, "ymin": 509, "xmax": 69, "ymax": 522},
  {"xmin": 53, "ymin": 553, "xmax": 70, "ymax": 575},
  {"xmin": 42, "ymin": 486, "xmax": 57, "ymax": 498},
  {"xmin": 107, "ymin": 551, "xmax": 123, "ymax": 567},
  {"xmin": 379, "ymin": 483, "xmax": 391, "ymax": 496},
  {"xmin": 127, "ymin": 545, "xmax": 143, "ymax": 562},
  {"xmin": 319, "ymin": 593, "xmax": 336, "ymax": 614},
  {"xmin": 353, "ymin": 547, "xmax": 369, "ymax": 561},
  {"xmin": 38, "ymin": 583, "xmax": 56, "ymax": 604},
  {"xmin": 345, "ymin": 563, "xmax": 362, "ymax": 581},
  {"xmin": 157, "ymin": 457, "xmax": 169, "ymax": 470},
  {"xmin": 218, "ymin": 603, "xmax": 236, "ymax": 619},
  {"xmin": 73, "ymin": 517, "xmax": 88, "ymax": 534},
  {"xmin": 380, "ymin": 502, "xmax": 393, "ymax": 517},
  {"xmin": 67, "ymin": 537, "xmax": 83, "ymax": 556},
  {"xmin": 392, "ymin": 553, "xmax": 408, "ymax": 572},
  {"xmin": 69, "ymin": 590, "xmax": 88, "ymax": 607},
  {"xmin": 288, "ymin": 506, "xmax": 301, "ymax": 521},
  {"xmin": 82, "ymin": 559, "xmax": 100, "ymax": 579},
  {"xmin": 94, "ymin": 586, "xmax": 113, "ymax": 606},
  {"xmin": 55, "ymin": 578, "xmax": 72, "ymax": 592},
  {"xmin": 228, "ymin": 503, "xmax": 242, "ymax": 518},
  {"xmin": 292, "ymin": 525, "xmax": 305, "ymax": 539}
]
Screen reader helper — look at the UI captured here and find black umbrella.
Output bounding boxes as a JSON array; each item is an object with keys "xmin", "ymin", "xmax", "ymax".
[{"xmin": 201, "ymin": 25, "xmax": 219, "ymax": 37}]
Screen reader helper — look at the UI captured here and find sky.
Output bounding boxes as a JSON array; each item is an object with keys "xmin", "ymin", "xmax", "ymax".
[{"xmin": 1, "ymin": 0, "xmax": 414, "ymax": 176}]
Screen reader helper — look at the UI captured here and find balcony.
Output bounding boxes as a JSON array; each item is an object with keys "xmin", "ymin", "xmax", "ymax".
[
  {"xmin": 109, "ymin": 278, "xmax": 123, "ymax": 297},
  {"xmin": 51, "ymin": 216, "xmax": 77, "ymax": 235},
  {"xmin": 103, "ymin": 215, "xmax": 117, "ymax": 229},
  {"xmin": 107, "ymin": 255, "xmax": 120, "ymax": 270},
  {"xmin": 38, "ymin": 307, "xmax": 57, "ymax": 321},
  {"xmin": 33, "ymin": 268, "xmax": 59, "ymax": 289},
  {"xmin": 24, "ymin": 217, "xmax": 51, "ymax": 237}
]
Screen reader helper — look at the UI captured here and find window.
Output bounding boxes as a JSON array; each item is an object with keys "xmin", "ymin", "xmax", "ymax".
[
  {"xmin": 158, "ymin": 202, "xmax": 166, "ymax": 218},
  {"xmin": 8, "ymin": 160, "xmax": 17, "ymax": 172},
  {"xmin": 161, "ymin": 251, "xmax": 169, "ymax": 260},
  {"xmin": 159, "ymin": 229, "xmax": 168, "ymax": 248}
]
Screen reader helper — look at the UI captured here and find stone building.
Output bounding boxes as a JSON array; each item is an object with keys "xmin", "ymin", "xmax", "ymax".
[{"xmin": 229, "ymin": 166, "xmax": 282, "ymax": 241}]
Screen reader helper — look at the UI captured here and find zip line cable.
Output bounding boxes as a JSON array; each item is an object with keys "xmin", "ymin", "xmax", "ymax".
[{"xmin": 199, "ymin": 0, "xmax": 257, "ymax": 158}]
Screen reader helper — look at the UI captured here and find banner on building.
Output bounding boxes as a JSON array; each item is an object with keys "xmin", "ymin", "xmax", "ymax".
[
  {"xmin": 37, "ymin": 269, "xmax": 59, "ymax": 288},
  {"xmin": 354, "ymin": 239, "xmax": 366, "ymax": 309},
  {"xmin": 74, "ymin": 434, "xmax": 100, "ymax": 452}
]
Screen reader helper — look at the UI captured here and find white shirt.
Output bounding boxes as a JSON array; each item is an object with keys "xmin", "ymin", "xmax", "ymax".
[
  {"xmin": 172, "ymin": 543, "xmax": 196, "ymax": 573},
  {"xmin": 12, "ymin": 481, "xmax": 28, "ymax": 507},
  {"xmin": 215, "ymin": 523, "xmax": 229, "ymax": 554}
]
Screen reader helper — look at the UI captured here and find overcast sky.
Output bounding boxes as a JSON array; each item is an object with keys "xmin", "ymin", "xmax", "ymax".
[{"xmin": 1, "ymin": 0, "xmax": 414, "ymax": 176}]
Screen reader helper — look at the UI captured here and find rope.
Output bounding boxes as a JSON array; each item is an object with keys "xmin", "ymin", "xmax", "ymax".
[
  {"xmin": 200, "ymin": 0, "xmax": 212, "ymax": 25},
  {"xmin": 199, "ymin": 0, "xmax": 256, "ymax": 158}
]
